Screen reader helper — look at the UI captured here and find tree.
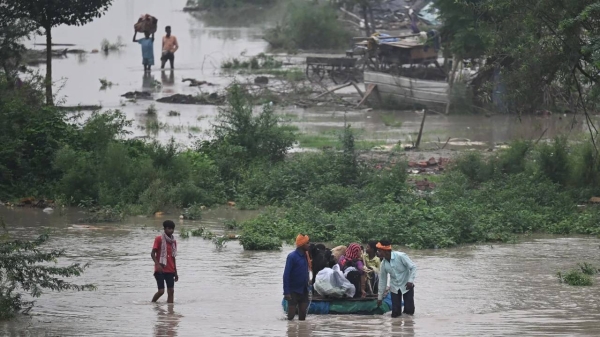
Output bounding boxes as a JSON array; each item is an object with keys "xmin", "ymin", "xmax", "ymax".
[
  {"xmin": 4, "ymin": 0, "xmax": 114, "ymax": 105},
  {"xmin": 437, "ymin": 0, "xmax": 600, "ymax": 119},
  {"xmin": 0, "ymin": 231, "xmax": 95, "ymax": 318},
  {"xmin": 0, "ymin": 8, "xmax": 36, "ymax": 84}
]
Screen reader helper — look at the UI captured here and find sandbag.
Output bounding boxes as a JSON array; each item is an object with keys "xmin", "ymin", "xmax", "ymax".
[
  {"xmin": 134, "ymin": 14, "xmax": 158, "ymax": 33},
  {"xmin": 314, "ymin": 265, "xmax": 355, "ymax": 298}
]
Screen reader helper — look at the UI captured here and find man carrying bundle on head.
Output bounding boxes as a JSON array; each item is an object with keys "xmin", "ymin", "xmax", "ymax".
[
  {"xmin": 283, "ymin": 234, "xmax": 311, "ymax": 321},
  {"xmin": 376, "ymin": 239, "xmax": 417, "ymax": 317}
]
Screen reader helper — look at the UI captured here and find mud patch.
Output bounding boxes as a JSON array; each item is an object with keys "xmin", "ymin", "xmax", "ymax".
[{"xmin": 157, "ymin": 93, "xmax": 225, "ymax": 105}]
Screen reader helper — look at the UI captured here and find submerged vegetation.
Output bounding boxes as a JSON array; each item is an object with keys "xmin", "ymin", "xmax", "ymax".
[{"xmin": 558, "ymin": 263, "xmax": 598, "ymax": 286}]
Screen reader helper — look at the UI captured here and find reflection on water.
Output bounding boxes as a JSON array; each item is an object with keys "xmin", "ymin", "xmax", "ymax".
[
  {"xmin": 162, "ymin": 70, "xmax": 175, "ymax": 87},
  {"xmin": 154, "ymin": 304, "xmax": 182, "ymax": 337},
  {"xmin": 1, "ymin": 206, "xmax": 600, "ymax": 336},
  {"xmin": 143, "ymin": 72, "xmax": 156, "ymax": 91}
]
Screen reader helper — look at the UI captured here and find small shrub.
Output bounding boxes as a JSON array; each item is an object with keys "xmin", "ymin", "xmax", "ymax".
[
  {"xmin": 182, "ymin": 204, "xmax": 203, "ymax": 220},
  {"xmin": 168, "ymin": 110, "xmax": 181, "ymax": 116},
  {"xmin": 101, "ymin": 36, "xmax": 125, "ymax": 52},
  {"xmin": 202, "ymin": 229, "xmax": 216, "ymax": 240},
  {"xmin": 212, "ymin": 236, "xmax": 228, "ymax": 250},
  {"xmin": 190, "ymin": 227, "xmax": 205, "ymax": 237},
  {"xmin": 557, "ymin": 270, "xmax": 593, "ymax": 286},
  {"xmin": 99, "ymin": 78, "xmax": 114, "ymax": 90},
  {"xmin": 224, "ymin": 219, "xmax": 239, "ymax": 230},
  {"xmin": 180, "ymin": 229, "xmax": 190, "ymax": 239},
  {"xmin": 147, "ymin": 104, "xmax": 158, "ymax": 115}
]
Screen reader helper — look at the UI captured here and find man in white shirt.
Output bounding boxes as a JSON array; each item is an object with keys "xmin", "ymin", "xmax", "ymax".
[{"xmin": 377, "ymin": 239, "xmax": 417, "ymax": 317}]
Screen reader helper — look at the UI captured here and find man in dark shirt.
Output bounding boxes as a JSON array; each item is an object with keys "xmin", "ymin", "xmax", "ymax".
[{"xmin": 283, "ymin": 234, "xmax": 311, "ymax": 320}]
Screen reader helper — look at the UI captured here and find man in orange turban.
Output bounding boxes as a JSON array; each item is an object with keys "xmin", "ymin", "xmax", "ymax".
[
  {"xmin": 283, "ymin": 234, "xmax": 311, "ymax": 320},
  {"xmin": 376, "ymin": 239, "xmax": 417, "ymax": 318}
]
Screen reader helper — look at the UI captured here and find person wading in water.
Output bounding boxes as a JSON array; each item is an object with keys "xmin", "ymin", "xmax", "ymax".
[
  {"xmin": 133, "ymin": 30, "xmax": 155, "ymax": 72},
  {"xmin": 161, "ymin": 26, "xmax": 178, "ymax": 69},
  {"xmin": 151, "ymin": 220, "xmax": 178, "ymax": 303},
  {"xmin": 377, "ymin": 239, "xmax": 417, "ymax": 317},
  {"xmin": 283, "ymin": 234, "xmax": 311, "ymax": 321}
]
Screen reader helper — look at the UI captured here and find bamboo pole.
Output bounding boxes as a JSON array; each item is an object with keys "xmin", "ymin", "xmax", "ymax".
[{"xmin": 415, "ymin": 109, "xmax": 428, "ymax": 148}]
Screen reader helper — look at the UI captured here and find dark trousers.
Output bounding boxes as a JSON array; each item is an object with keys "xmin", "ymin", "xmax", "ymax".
[
  {"xmin": 346, "ymin": 271, "xmax": 361, "ymax": 298},
  {"xmin": 391, "ymin": 288, "xmax": 415, "ymax": 317}
]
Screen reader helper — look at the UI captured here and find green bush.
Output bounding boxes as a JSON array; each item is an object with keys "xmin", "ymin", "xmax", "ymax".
[
  {"xmin": 558, "ymin": 270, "xmax": 593, "ymax": 286},
  {"xmin": 309, "ymin": 184, "xmax": 356, "ymax": 213},
  {"xmin": 264, "ymin": 2, "xmax": 351, "ymax": 50},
  {"xmin": 0, "ymin": 77, "xmax": 75, "ymax": 199},
  {"xmin": 537, "ymin": 136, "xmax": 569, "ymax": 185}
]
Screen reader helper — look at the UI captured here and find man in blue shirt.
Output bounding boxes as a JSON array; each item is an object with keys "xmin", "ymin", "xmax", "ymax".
[
  {"xmin": 283, "ymin": 234, "xmax": 311, "ymax": 320},
  {"xmin": 376, "ymin": 239, "xmax": 417, "ymax": 317}
]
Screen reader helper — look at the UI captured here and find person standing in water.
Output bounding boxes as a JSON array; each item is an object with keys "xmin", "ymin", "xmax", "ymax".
[
  {"xmin": 151, "ymin": 220, "xmax": 178, "ymax": 303},
  {"xmin": 283, "ymin": 234, "xmax": 311, "ymax": 321},
  {"xmin": 161, "ymin": 26, "xmax": 179, "ymax": 69},
  {"xmin": 377, "ymin": 239, "xmax": 417, "ymax": 317},
  {"xmin": 133, "ymin": 30, "xmax": 155, "ymax": 72}
]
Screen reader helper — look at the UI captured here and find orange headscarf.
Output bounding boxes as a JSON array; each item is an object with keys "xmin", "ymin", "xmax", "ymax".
[
  {"xmin": 295, "ymin": 234, "xmax": 312, "ymax": 270},
  {"xmin": 376, "ymin": 242, "xmax": 392, "ymax": 251}
]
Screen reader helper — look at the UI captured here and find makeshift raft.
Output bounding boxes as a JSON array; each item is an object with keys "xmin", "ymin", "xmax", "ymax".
[{"xmin": 282, "ymin": 293, "xmax": 394, "ymax": 315}]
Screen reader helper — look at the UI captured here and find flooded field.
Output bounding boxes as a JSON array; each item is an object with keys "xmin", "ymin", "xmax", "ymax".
[
  {"xmin": 1, "ymin": 206, "xmax": 600, "ymax": 336},
  {"xmin": 26, "ymin": 0, "xmax": 595, "ymax": 149}
]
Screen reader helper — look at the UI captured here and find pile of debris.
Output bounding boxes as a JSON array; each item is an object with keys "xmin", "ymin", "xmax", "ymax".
[{"xmin": 408, "ymin": 156, "xmax": 449, "ymax": 173}]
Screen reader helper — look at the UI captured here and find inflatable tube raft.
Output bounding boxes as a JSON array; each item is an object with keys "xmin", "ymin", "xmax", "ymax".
[{"xmin": 282, "ymin": 293, "xmax": 395, "ymax": 315}]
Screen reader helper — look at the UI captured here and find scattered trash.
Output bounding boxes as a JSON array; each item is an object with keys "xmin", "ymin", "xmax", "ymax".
[{"xmin": 43, "ymin": 207, "xmax": 54, "ymax": 214}]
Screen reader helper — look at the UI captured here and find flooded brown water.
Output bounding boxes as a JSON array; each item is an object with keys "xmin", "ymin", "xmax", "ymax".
[
  {"xmin": 1, "ymin": 206, "xmax": 600, "ymax": 336},
  {"xmin": 10, "ymin": 1, "xmax": 600, "ymax": 335}
]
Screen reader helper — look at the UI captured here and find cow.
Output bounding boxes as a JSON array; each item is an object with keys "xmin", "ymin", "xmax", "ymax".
[{"xmin": 309, "ymin": 243, "xmax": 336, "ymax": 285}]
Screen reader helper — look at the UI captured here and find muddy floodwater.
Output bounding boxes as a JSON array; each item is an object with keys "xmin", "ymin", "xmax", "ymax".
[
  {"xmin": 26, "ymin": 0, "xmax": 597, "ymax": 149},
  {"xmin": 2, "ymin": 206, "xmax": 600, "ymax": 336},
  {"xmin": 9, "ymin": 1, "xmax": 600, "ymax": 335}
]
